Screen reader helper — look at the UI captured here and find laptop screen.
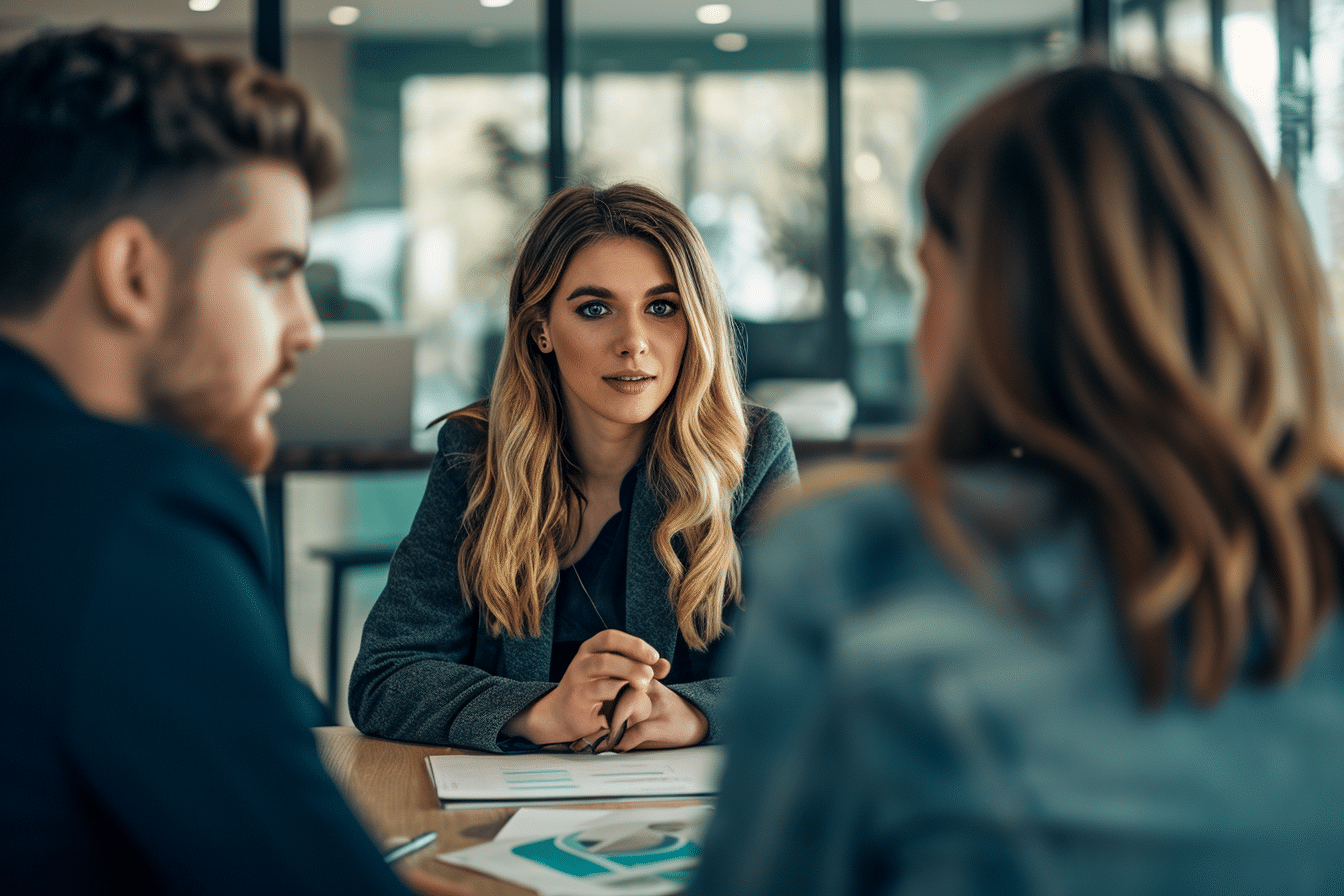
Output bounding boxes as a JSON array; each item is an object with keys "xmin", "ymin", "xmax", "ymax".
[{"xmin": 273, "ymin": 324, "xmax": 417, "ymax": 447}]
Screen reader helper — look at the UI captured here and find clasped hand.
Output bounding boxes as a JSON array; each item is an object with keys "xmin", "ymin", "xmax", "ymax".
[{"xmin": 503, "ymin": 629, "xmax": 707, "ymax": 751}]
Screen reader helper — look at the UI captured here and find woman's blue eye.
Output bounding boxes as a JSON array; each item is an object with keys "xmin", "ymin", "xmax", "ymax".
[
  {"xmin": 649, "ymin": 299, "xmax": 678, "ymax": 317},
  {"xmin": 577, "ymin": 302, "xmax": 609, "ymax": 318}
]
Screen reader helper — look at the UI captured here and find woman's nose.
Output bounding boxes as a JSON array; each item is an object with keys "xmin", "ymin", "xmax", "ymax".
[{"xmin": 616, "ymin": 317, "xmax": 648, "ymax": 357}]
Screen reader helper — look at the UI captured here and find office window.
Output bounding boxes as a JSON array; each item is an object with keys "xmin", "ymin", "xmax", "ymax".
[
  {"xmin": 849, "ymin": 0, "xmax": 1076, "ymax": 421},
  {"xmin": 287, "ymin": 1, "xmax": 544, "ymax": 424},
  {"xmin": 400, "ymin": 73, "xmax": 548, "ymax": 409},
  {"xmin": 1312, "ymin": 0, "xmax": 1344, "ymax": 415},
  {"xmin": 570, "ymin": 0, "xmax": 829, "ymax": 382},
  {"xmin": 1223, "ymin": 0, "xmax": 1281, "ymax": 167},
  {"xmin": 1118, "ymin": 0, "xmax": 1214, "ymax": 81}
]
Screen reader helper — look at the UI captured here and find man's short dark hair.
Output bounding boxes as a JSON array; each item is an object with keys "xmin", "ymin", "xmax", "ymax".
[{"xmin": 0, "ymin": 26, "xmax": 345, "ymax": 316}]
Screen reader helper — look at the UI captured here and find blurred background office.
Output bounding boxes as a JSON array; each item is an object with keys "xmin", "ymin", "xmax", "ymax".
[{"xmin": 4, "ymin": 0, "xmax": 1339, "ymax": 721}]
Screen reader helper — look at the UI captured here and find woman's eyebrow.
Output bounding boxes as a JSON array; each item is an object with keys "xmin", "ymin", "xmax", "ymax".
[
  {"xmin": 563, "ymin": 282, "xmax": 679, "ymax": 301},
  {"xmin": 563, "ymin": 285, "xmax": 613, "ymax": 301}
]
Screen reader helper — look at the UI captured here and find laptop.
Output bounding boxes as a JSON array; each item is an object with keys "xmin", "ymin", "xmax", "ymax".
[{"xmin": 274, "ymin": 324, "xmax": 417, "ymax": 447}]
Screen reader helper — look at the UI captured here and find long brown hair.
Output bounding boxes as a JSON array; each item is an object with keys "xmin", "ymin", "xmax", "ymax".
[
  {"xmin": 908, "ymin": 66, "xmax": 1340, "ymax": 707},
  {"xmin": 450, "ymin": 183, "xmax": 749, "ymax": 648}
]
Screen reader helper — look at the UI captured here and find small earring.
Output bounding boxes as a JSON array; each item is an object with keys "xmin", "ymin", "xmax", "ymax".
[{"xmin": 538, "ymin": 336, "xmax": 549, "ymax": 350}]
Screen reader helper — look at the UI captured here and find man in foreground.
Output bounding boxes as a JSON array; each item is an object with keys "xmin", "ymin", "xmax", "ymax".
[{"xmin": 0, "ymin": 26, "xmax": 459, "ymax": 894}]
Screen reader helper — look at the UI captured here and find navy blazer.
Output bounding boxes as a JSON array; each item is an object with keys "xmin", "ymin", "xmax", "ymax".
[{"xmin": 0, "ymin": 337, "xmax": 409, "ymax": 895}]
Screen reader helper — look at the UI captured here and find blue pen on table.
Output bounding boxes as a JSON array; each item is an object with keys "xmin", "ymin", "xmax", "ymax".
[{"xmin": 383, "ymin": 830, "xmax": 438, "ymax": 864}]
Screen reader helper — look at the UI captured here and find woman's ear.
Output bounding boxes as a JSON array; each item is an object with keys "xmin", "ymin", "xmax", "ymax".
[
  {"xmin": 90, "ymin": 217, "xmax": 174, "ymax": 334},
  {"xmin": 535, "ymin": 323, "xmax": 553, "ymax": 353}
]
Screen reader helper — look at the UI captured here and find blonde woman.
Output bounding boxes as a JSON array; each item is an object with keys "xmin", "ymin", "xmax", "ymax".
[
  {"xmin": 349, "ymin": 183, "xmax": 797, "ymax": 753},
  {"xmin": 691, "ymin": 67, "xmax": 1344, "ymax": 895}
]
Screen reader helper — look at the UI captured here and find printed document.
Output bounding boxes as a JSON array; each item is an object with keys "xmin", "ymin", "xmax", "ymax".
[
  {"xmin": 426, "ymin": 745, "xmax": 724, "ymax": 808},
  {"xmin": 439, "ymin": 804, "xmax": 712, "ymax": 896}
]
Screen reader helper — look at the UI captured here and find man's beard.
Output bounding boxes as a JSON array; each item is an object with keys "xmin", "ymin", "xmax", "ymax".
[
  {"xmin": 147, "ymin": 376, "xmax": 280, "ymax": 474},
  {"xmin": 140, "ymin": 293, "xmax": 287, "ymax": 475}
]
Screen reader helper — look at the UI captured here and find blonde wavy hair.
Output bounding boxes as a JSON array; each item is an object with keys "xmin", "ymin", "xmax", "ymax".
[
  {"xmin": 448, "ymin": 183, "xmax": 749, "ymax": 649},
  {"xmin": 906, "ymin": 66, "xmax": 1342, "ymax": 708}
]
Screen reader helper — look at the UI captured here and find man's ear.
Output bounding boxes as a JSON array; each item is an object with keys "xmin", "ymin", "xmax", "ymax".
[{"xmin": 91, "ymin": 217, "xmax": 175, "ymax": 334}]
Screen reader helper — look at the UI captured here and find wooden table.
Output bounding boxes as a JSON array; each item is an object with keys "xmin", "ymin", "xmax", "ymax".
[{"xmin": 314, "ymin": 726, "xmax": 705, "ymax": 895}]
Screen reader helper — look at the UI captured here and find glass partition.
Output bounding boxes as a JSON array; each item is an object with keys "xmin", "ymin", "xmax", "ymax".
[
  {"xmin": 283, "ymin": 1, "xmax": 544, "ymax": 425},
  {"xmin": 570, "ymin": 0, "xmax": 828, "ymax": 403},
  {"xmin": 1118, "ymin": 0, "xmax": 1213, "ymax": 81},
  {"xmin": 1223, "ymin": 0, "xmax": 1281, "ymax": 167},
  {"xmin": 849, "ymin": 0, "xmax": 1076, "ymax": 422}
]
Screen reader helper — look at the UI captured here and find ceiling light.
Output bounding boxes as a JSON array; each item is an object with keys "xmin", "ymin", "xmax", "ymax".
[
  {"xmin": 328, "ymin": 6, "xmax": 359, "ymax": 25},
  {"xmin": 714, "ymin": 32, "xmax": 748, "ymax": 52},
  {"xmin": 931, "ymin": 1, "xmax": 962, "ymax": 21},
  {"xmin": 697, "ymin": 5, "xmax": 732, "ymax": 26},
  {"xmin": 481, "ymin": 0, "xmax": 515, "ymax": 8},
  {"xmin": 854, "ymin": 152, "xmax": 882, "ymax": 183},
  {"xmin": 188, "ymin": 0, "xmax": 221, "ymax": 12}
]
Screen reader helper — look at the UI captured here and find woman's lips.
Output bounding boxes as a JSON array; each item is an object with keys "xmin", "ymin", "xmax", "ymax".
[{"xmin": 604, "ymin": 374, "xmax": 655, "ymax": 394}]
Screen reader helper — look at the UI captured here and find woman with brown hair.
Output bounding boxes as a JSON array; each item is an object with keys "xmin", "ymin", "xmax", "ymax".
[
  {"xmin": 349, "ymin": 183, "xmax": 797, "ymax": 753},
  {"xmin": 691, "ymin": 66, "xmax": 1344, "ymax": 895}
]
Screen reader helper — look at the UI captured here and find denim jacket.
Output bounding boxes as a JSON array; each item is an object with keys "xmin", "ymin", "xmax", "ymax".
[{"xmin": 691, "ymin": 462, "xmax": 1344, "ymax": 896}]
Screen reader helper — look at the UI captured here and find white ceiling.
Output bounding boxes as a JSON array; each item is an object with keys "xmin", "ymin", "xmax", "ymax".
[{"xmin": 1, "ymin": 0, "xmax": 1076, "ymax": 39}]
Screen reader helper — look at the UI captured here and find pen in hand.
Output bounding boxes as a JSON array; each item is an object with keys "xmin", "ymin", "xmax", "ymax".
[{"xmin": 383, "ymin": 830, "xmax": 438, "ymax": 864}]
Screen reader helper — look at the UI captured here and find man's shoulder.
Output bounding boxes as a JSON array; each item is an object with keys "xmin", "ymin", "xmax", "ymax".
[
  {"xmin": 2, "ymin": 399, "xmax": 263, "ymax": 565},
  {"xmin": 0, "ymin": 401, "xmax": 271, "ymax": 699},
  {"xmin": 11, "ymin": 397, "xmax": 239, "ymax": 486}
]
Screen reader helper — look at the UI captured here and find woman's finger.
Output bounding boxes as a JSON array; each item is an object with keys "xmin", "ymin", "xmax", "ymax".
[
  {"xmin": 574, "ymin": 651, "xmax": 657, "ymax": 686},
  {"xmin": 599, "ymin": 685, "xmax": 654, "ymax": 751},
  {"xmin": 608, "ymin": 682, "xmax": 653, "ymax": 731},
  {"xmin": 580, "ymin": 629, "xmax": 661, "ymax": 666},
  {"xmin": 576, "ymin": 675, "xmax": 637, "ymax": 706}
]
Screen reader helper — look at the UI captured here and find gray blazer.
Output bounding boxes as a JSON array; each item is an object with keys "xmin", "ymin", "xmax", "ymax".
[{"xmin": 348, "ymin": 404, "xmax": 798, "ymax": 751}]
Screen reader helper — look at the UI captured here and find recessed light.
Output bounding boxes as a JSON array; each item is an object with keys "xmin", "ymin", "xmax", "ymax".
[
  {"xmin": 188, "ymin": 0, "xmax": 221, "ymax": 12},
  {"xmin": 854, "ymin": 152, "xmax": 882, "ymax": 182},
  {"xmin": 931, "ymin": 1, "xmax": 962, "ymax": 21},
  {"xmin": 329, "ymin": 6, "xmax": 359, "ymax": 26},
  {"xmin": 714, "ymin": 32, "xmax": 747, "ymax": 52},
  {"xmin": 698, "ymin": 4, "xmax": 732, "ymax": 25},
  {"xmin": 481, "ymin": 0, "xmax": 515, "ymax": 8}
]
